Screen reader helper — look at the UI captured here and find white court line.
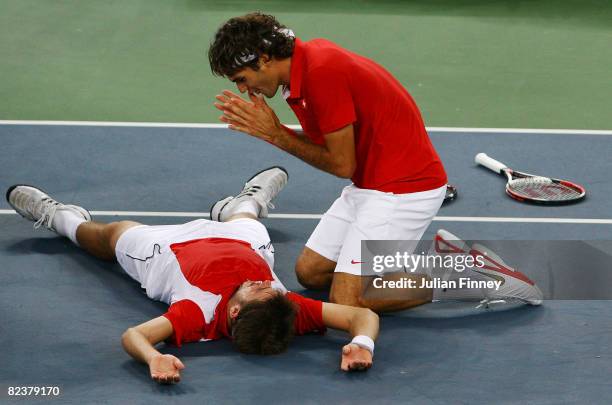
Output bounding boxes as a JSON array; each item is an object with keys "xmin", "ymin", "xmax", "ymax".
[
  {"xmin": 1, "ymin": 120, "xmax": 611, "ymax": 135},
  {"xmin": 1, "ymin": 209, "xmax": 611, "ymax": 224},
  {"xmin": 0, "ymin": 121, "xmax": 229, "ymax": 129}
]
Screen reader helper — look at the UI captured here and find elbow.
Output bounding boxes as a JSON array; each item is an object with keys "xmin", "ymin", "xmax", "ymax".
[
  {"xmin": 365, "ymin": 308, "xmax": 380, "ymax": 339},
  {"xmin": 355, "ymin": 307, "xmax": 379, "ymax": 325},
  {"xmin": 121, "ymin": 327, "xmax": 139, "ymax": 351},
  {"xmin": 334, "ymin": 161, "xmax": 356, "ymax": 179},
  {"xmin": 357, "ymin": 306, "xmax": 380, "ymax": 327},
  {"xmin": 121, "ymin": 327, "xmax": 136, "ymax": 348},
  {"xmin": 364, "ymin": 308, "xmax": 379, "ymax": 325},
  {"xmin": 349, "ymin": 307, "xmax": 379, "ymax": 338}
]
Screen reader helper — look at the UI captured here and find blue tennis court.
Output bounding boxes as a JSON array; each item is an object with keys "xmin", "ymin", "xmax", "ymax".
[{"xmin": 1, "ymin": 122, "xmax": 611, "ymax": 403}]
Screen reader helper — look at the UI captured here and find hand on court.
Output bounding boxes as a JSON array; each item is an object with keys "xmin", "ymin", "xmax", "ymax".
[
  {"xmin": 340, "ymin": 343, "xmax": 373, "ymax": 371},
  {"xmin": 149, "ymin": 354, "xmax": 185, "ymax": 384},
  {"xmin": 214, "ymin": 90, "xmax": 284, "ymax": 143}
]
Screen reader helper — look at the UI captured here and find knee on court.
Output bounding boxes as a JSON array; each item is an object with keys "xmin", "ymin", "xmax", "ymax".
[
  {"xmin": 294, "ymin": 249, "xmax": 334, "ymax": 288},
  {"xmin": 294, "ymin": 255, "xmax": 318, "ymax": 288}
]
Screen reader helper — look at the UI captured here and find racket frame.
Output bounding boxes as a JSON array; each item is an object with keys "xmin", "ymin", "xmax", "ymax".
[
  {"xmin": 475, "ymin": 153, "xmax": 586, "ymax": 205},
  {"xmin": 501, "ymin": 168, "xmax": 586, "ymax": 204}
]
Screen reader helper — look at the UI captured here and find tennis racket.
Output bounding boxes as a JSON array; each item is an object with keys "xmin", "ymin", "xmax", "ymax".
[{"xmin": 475, "ymin": 153, "xmax": 586, "ymax": 204}]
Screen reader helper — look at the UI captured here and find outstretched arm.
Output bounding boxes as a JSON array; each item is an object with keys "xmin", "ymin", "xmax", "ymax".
[
  {"xmin": 121, "ymin": 316, "xmax": 185, "ymax": 384},
  {"xmin": 321, "ymin": 302, "xmax": 379, "ymax": 371}
]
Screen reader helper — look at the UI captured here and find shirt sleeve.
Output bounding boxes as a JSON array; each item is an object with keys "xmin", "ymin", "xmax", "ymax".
[
  {"xmin": 162, "ymin": 299, "xmax": 207, "ymax": 347},
  {"xmin": 306, "ymin": 66, "xmax": 357, "ymax": 134},
  {"xmin": 286, "ymin": 292, "xmax": 327, "ymax": 335}
]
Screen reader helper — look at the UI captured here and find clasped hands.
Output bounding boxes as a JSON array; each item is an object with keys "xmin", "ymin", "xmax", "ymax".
[{"xmin": 214, "ymin": 90, "xmax": 284, "ymax": 144}]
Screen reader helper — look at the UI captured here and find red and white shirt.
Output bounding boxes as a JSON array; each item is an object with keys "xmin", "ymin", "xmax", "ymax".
[
  {"xmin": 157, "ymin": 237, "xmax": 325, "ymax": 346},
  {"xmin": 284, "ymin": 38, "xmax": 447, "ymax": 194}
]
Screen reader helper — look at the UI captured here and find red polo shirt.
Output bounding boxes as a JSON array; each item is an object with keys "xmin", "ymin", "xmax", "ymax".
[
  {"xmin": 162, "ymin": 238, "xmax": 326, "ymax": 346},
  {"xmin": 284, "ymin": 38, "xmax": 447, "ymax": 193}
]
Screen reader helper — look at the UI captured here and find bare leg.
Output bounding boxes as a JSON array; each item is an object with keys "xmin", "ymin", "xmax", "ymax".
[
  {"xmin": 295, "ymin": 247, "xmax": 336, "ymax": 290},
  {"xmin": 330, "ymin": 272, "xmax": 433, "ymax": 313},
  {"xmin": 75, "ymin": 220, "xmax": 142, "ymax": 261},
  {"xmin": 76, "ymin": 215, "xmax": 251, "ymax": 261}
]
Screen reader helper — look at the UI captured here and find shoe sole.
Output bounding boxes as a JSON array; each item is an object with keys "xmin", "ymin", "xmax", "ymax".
[{"xmin": 245, "ymin": 165, "xmax": 289, "ymax": 183}]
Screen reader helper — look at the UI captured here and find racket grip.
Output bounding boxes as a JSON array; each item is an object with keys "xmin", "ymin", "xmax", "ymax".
[{"xmin": 475, "ymin": 153, "xmax": 507, "ymax": 174}]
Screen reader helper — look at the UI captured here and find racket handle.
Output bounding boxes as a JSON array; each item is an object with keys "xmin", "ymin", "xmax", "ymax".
[{"xmin": 475, "ymin": 153, "xmax": 507, "ymax": 174}]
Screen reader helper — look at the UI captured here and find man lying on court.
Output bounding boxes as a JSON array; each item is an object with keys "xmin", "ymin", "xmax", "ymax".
[{"xmin": 6, "ymin": 167, "xmax": 379, "ymax": 384}]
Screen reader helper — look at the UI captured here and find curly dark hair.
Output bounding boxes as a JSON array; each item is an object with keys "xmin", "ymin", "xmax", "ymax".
[
  {"xmin": 231, "ymin": 293, "xmax": 297, "ymax": 355},
  {"xmin": 208, "ymin": 12, "xmax": 295, "ymax": 77}
]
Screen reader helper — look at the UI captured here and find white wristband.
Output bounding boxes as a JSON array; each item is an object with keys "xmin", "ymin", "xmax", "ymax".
[{"xmin": 351, "ymin": 335, "xmax": 375, "ymax": 355}]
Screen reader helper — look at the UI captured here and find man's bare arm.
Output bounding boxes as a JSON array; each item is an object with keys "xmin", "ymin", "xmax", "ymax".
[
  {"xmin": 321, "ymin": 302, "xmax": 379, "ymax": 371},
  {"xmin": 215, "ymin": 90, "xmax": 356, "ymax": 178},
  {"xmin": 322, "ymin": 302, "xmax": 379, "ymax": 339},
  {"xmin": 121, "ymin": 316, "xmax": 185, "ymax": 384},
  {"xmin": 274, "ymin": 124, "xmax": 357, "ymax": 179}
]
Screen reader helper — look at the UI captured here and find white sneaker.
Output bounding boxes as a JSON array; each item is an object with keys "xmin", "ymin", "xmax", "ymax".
[
  {"xmin": 6, "ymin": 185, "xmax": 91, "ymax": 231},
  {"xmin": 470, "ymin": 243, "xmax": 543, "ymax": 306},
  {"xmin": 210, "ymin": 167, "xmax": 288, "ymax": 221}
]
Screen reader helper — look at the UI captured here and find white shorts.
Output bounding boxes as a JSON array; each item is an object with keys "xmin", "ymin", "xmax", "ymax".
[
  {"xmin": 115, "ymin": 218, "xmax": 283, "ymax": 302},
  {"xmin": 306, "ymin": 184, "xmax": 446, "ymax": 276}
]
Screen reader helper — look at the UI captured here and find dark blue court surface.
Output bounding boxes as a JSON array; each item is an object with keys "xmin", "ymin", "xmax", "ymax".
[{"xmin": 1, "ymin": 124, "xmax": 611, "ymax": 404}]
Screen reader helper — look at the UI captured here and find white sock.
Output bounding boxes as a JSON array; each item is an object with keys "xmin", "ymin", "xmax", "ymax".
[
  {"xmin": 234, "ymin": 200, "xmax": 260, "ymax": 217},
  {"xmin": 52, "ymin": 209, "xmax": 87, "ymax": 246}
]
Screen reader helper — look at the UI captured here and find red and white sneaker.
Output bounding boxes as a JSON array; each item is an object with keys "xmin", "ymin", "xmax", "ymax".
[
  {"xmin": 430, "ymin": 229, "xmax": 543, "ymax": 307},
  {"xmin": 427, "ymin": 229, "xmax": 476, "ymax": 288},
  {"xmin": 433, "ymin": 228, "xmax": 470, "ymax": 255},
  {"xmin": 470, "ymin": 243, "xmax": 543, "ymax": 306}
]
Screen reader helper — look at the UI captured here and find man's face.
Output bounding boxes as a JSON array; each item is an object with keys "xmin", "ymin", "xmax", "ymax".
[
  {"xmin": 234, "ymin": 280, "xmax": 278, "ymax": 304},
  {"xmin": 229, "ymin": 63, "xmax": 279, "ymax": 98}
]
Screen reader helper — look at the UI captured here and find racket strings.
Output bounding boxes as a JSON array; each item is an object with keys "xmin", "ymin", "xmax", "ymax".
[{"xmin": 509, "ymin": 178, "xmax": 582, "ymax": 201}]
